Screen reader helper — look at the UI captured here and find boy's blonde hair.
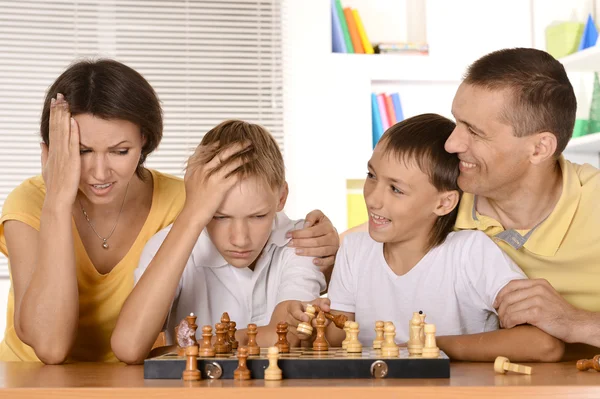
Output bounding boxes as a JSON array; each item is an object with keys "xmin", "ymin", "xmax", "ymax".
[{"xmin": 188, "ymin": 120, "xmax": 285, "ymax": 190}]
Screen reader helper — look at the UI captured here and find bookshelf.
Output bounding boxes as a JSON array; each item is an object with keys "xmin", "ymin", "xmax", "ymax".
[{"xmin": 559, "ymin": 45, "xmax": 600, "ymax": 72}]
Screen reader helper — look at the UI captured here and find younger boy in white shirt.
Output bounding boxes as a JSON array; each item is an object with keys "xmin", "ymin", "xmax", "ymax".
[
  {"xmin": 112, "ymin": 120, "xmax": 325, "ymax": 364},
  {"xmin": 288, "ymin": 114, "xmax": 564, "ymax": 362}
]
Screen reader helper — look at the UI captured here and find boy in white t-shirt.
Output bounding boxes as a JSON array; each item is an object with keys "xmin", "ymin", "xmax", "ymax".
[
  {"xmin": 287, "ymin": 114, "xmax": 564, "ymax": 362},
  {"xmin": 112, "ymin": 120, "xmax": 326, "ymax": 364}
]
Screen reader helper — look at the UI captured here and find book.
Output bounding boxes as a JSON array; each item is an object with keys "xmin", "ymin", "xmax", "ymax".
[
  {"xmin": 344, "ymin": 7, "xmax": 364, "ymax": 54},
  {"xmin": 352, "ymin": 9, "xmax": 374, "ymax": 54},
  {"xmin": 391, "ymin": 93, "xmax": 404, "ymax": 122},
  {"xmin": 371, "ymin": 93, "xmax": 384, "ymax": 148},
  {"xmin": 331, "ymin": 0, "xmax": 346, "ymax": 53},
  {"xmin": 376, "ymin": 94, "xmax": 389, "ymax": 131},
  {"xmin": 384, "ymin": 94, "xmax": 396, "ymax": 126},
  {"xmin": 335, "ymin": 0, "xmax": 353, "ymax": 53}
]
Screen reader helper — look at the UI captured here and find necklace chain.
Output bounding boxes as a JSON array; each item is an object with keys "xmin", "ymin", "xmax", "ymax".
[{"xmin": 78, "ymin": 182, "xmax": 130, "ymax": 250}]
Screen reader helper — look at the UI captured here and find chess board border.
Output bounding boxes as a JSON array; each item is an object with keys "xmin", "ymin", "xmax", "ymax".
[{"xmin": 144, "ymin": 348, "xmax": 450, "ymax": 379}]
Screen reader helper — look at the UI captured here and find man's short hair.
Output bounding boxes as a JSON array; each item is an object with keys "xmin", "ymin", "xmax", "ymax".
[{"xmin": 464, "ymin": 48, "xmax": 576, "ymax": 156}]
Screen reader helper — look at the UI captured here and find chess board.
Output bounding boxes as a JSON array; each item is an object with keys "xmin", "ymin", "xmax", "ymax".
[{"xmin": 144, "ymin": 347, "xmax": 450, "ymax": 379}]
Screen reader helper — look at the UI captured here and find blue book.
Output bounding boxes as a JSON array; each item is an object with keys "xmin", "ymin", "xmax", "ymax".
[
  {"xmin": 578, "ymin": 14, "xmax": 599, "ymax": 51},
  {"xmin": 391, "ymin": 93, "xmax": 404, "ymax": 122},
  {"xmin": 371, "ymin": 93, "xmax": 384, "ymax": 148},
  {"xmin": 331, "ymin": 0, "xmax": 347, "ymax": 53}
]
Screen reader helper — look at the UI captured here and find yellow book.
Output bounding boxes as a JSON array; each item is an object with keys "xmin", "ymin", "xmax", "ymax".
[
  {"xmin": 346, "ymin": 179, "xmax": 368, "ymax": 229},
  {"xmin": 352, "ymin": 9, "xmax": 374, "ymax": 54}
]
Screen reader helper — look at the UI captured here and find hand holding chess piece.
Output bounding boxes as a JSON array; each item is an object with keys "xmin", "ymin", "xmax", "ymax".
[
  {"xmin": 576, "ymin": 355, "xmax": 600, "ymax": 372},
  {"xmin": 494, "ymin": 356, "xmax": 532, "ymax": 375},
  {"xmin": 296, "ymin": 304, "xmax": 316, "ymax": 339}
]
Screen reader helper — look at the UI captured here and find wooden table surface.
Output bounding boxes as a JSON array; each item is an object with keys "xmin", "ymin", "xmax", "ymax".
[{"xmin": 0, "ymin": 361, "xmax": 599, "ymax": 398}]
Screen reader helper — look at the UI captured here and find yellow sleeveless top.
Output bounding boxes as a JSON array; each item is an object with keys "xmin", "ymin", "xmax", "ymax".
[{"xmin": 0, "ymin": 170, "xmax": 185, "ymax": 362}]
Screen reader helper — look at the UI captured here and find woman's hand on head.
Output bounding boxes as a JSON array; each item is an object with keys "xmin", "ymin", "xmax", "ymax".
[{"xmin": 40, "ymin": 93, "xmax": 81, "ymax": 209}]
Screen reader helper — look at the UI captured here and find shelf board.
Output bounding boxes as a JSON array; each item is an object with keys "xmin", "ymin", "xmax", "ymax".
[
  {"xmin": 559, "ymin": 46, "xmax": 600, "ymax": 72},
  {"xmin": 331, "ymin": 53, "xmax": 464, "ymax": 82},
  {"xmin": 564, "ymin": 132, "xmax": 600, "ymax": 153}
]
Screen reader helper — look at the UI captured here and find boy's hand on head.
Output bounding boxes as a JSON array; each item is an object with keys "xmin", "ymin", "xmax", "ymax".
[
  {"xmin": 183, "ymin": 142, "xmax": 251, "ymax": 224},
  {"xmin": 288, "ymin": 210, "xmax": 340, "ymax": 271}
]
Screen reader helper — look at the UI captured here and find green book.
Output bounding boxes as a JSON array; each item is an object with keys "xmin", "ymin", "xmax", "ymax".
[{"xmin": 335, "ymin": 0, "xmax": 354, "ymax": 53}]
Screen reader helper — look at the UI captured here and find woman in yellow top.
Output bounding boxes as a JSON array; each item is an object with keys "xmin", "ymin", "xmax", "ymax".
[{"xmin": 0, "ymin": 60, "xmax": 339, "ymax": 364}]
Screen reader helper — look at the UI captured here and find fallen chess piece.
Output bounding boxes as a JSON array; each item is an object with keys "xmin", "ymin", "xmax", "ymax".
[
  {"xmin": 494, "ymin": 356, "xmax": 532, "ymax": 375},
  {"xmin": 313, "ymin": 305, "xmax": 348, "ymax": 329},
  {"xmin": 576, "ymin": 355, "xmax": 600, "ymax": 372}
]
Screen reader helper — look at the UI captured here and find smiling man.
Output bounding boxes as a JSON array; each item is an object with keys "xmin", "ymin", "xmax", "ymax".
[{"xmin": 446, "ymin": 48, "xmax": 600, "ymax": 356}]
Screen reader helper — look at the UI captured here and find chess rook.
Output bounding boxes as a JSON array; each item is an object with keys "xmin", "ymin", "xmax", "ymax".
[
  {"xmin": 233, "ymin": 347, "xmax": 251, "ymax": 380},
  {"xmin": 576, "ymin": 355, "xmax": 600, "ymax": 372},
  {"xmin": 296, "ymin": 304, "xmax": 316, "ymax": 339},
  {"xmin": 421, "ymin": 324, "xmax": 440, "ymax": 358},
  {"xmin": 199, "ymin": 325, "xmax": 215, "ymax": 357},
  {"xmin": 264, "ymin": 346, "xmax": 283, "ymax": 381},
  {"xmin": 247, "ymin": 323, "xmax": 261, "ymax": 355},
  {"xmin": 494, "ymin": 356, "xmax": 532, "ymax": 375},
  {"xmin": 275, "ymin": 322, "xmax": 290, "ymax": 353},
  {"xmin": 182, "ymin": 345, "xmax": 201, "ymax": 381}
]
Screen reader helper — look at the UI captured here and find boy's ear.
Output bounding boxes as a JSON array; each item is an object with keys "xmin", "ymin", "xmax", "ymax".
[
  {"xmin": 276, "ymin": 182, "xmax": 289, "ymax": 212},
  {"xmin": 433, "ymin": 190, "xmax": 459, "ymax": 217}
]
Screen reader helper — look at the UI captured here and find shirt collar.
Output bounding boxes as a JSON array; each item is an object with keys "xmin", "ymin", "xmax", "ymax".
[
  {"xmin": 191, "ymin": 212, "xmax": 299, "ymax": 269},
  {"xmin": 454, "ymin": 156, "xmax": 581, "ymax": 256}
]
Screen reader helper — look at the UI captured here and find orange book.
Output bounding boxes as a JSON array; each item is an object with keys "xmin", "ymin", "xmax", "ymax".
[
  {"xmin": 343, "ymin": 8, "xmax": 364, "ymax": 54},
  {"xmin": 384, "ymin": 94, "xmax": 397, "ymax": 125}
]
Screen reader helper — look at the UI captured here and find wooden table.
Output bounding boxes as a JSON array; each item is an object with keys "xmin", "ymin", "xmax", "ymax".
[{"xmin": 0, "ymin": 361, "xmax": 599, "ymax": 398}]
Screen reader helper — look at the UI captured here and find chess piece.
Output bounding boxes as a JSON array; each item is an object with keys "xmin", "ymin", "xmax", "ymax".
[
  {"xmin": 176, "ymin": 315, "xmax": 197, "ymax": 356},
  {"xmin": 199, "ymin": 325, "xmax": 215, "ymax": 357},
  {"xmin": 233, "ymin": 346, "xmax": 251, "ymax": 380},
  {"xmin": 247, "ymin": 323, "xmax": 261, "ymax": 355},
  {"xmin": 296, "ymin": 304, "xmax": 316, "ymax": 338},
  {"xmin": 418, "ymin": 311, "xmax": 426, "ymax": 344},
  {"xmin": 576, "ymin": 355, "xmax": 600, "ymax": 372},
  {"xmin": 182, "ymin": 345, "xmax": 201, "ymax": 381},
  {"xmin": 264, "ymin": 346, "xmax": 283, "ymax": 381},
  {"xmin": 408, "ymin": 312, "xmax": 424, "ymax": 357},
  {"xmin": 421, "ymin": 324, "xmax": 440, "ymax": 358},
  {"xmin": 313, "ymin": 305, "xmax": 348, "ymax": 329},
  {"xmin": 228, "ymin": 321, "xmax": 238, "ymax": 350},
  {"xmin": 381, "ymin": 322, "xmax": 399, "ymax": 357},
  {"xmin": 312, "ymin": 311, "xmax": 329, "ymax": 351},
  {"xmin": 274, "ymin": 322, "xmax": 290, "ymax": 353},
  {"xmin": 494, "ymin": 356, "xmax": 532, "ymax": 375},
  {"xmin": 346, "ymin": 321, "xmax": 362, "ymax": 353},
  {"xmin": 214, "ymin": 323, "xmax": 229, "ymax": 354},
  {"xmin": 373, "ymin": 321, "xmax": 384, "ymax": 349},
  {"xmin": 221, "ymin": 313, "xmax": 232, "ymax": 352},
  {"xmin": 341, "ymin": 320, "xmax": 351, "ymax": 350}
]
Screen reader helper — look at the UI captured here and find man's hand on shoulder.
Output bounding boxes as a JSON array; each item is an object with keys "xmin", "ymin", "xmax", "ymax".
[{"xmin": 494, "ymin": 278, "xmax": 588, "ymax": 343}]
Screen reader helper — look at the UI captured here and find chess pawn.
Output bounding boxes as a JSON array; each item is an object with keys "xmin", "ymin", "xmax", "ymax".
[
  {"xmin": 233, "ymin": 346, "xmax": 251, "ymax": 380},
  {"xmin": 264, "ymin": 346, "xmax": 283, "ymax": 381},
  {"xmin": 312, "ymin": 311, "xmax": 329, "ymax": 351},
  {"xmin": 421, "ymin": 324, "xmax": 440, "ymax": 358},
  {"xmin": 296, "ymin": 304, "xmax": 316, "ymax": 339},
  {"xmin": 214, "ymin": 323, "xmax": 229, "ymax": 354},
  {"xmin": 494, "ymin": 356, "xmax": 532, "ymax": 375},
  {"xmin": 381, "ymin": 323, "xmax": 399, "ymax": 357},
  {"xmin": 346, "ymin": 321, "xmax": 362, "ymax": 353},
  {"xmin": 182, "ymin": 345, "xmax": 201, "ymax": 381},
  {"xmin": 199, "ymin": 325, "xmax": 216, "ymax": 357},
  {"xmin": 577, "ymin": 355, "xmax": 600, "ymax": 372},
  {"xmin": 221, "ymin": 313, "xmax": 232, "ymax": 352},
  {"xmin": 228, "ymin": 321, "xmax": 238, "ymax": 350},
  {"xmin": 247, "ymin": 323, "xmax": 261, "ymax": 355},
  {"xmin": 372, "ymin": 321, "xmax": 384, "ymax": 349},
  {"xmin": 408, "ymin": 312, "xmax": 424, "ymax": 357},
  {"xmin": 274, "ymin": 322, "xmax": 290, "ymax": 353},
  {"xmin": 341, "ymin": 320, "xmax": 351, "ymax": 350}
]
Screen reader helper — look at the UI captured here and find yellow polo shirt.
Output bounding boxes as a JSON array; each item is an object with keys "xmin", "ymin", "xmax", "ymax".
[
  {"xmin": 0, "ymin": 170, "xmax": 185, "ymax": 362},
  {"xmin": 455, "ymin": 156, "xmax": 600, "ymax": 313}
]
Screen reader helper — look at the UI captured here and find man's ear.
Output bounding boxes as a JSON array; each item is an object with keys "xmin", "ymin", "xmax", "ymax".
[
  {"xmin": 276, "ymin": 182, "xmax": 289, "ymax": 212},
  {"xmin": 433, "ymin": 190, "xmax": 460, "ymax": 217},
  {"xmin": 530, "ymin": 132, "xmax": 557, "ymax": 165}
]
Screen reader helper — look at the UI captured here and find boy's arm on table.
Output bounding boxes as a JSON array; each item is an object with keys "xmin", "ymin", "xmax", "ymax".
[{"xmin": 436, "ymin": 325, "xmax": 564, "ymax": 362}]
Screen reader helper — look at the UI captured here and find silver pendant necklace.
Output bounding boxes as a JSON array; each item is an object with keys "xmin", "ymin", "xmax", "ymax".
[{"xmin": 78, "ymin": 182, "xmax": 130, "ymax": 250}]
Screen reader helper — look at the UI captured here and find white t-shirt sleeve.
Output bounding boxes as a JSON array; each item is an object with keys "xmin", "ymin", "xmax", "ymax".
[
  {"xmin": 134, "ymin": 224, "xmax": 183, "ymax": 301},
  {"xmin": 327, "ymin": 235, "xmax": 358, "ymax": 313},
  {"xmin": 275, "ymin": 248, "xmax": 326, "ymax": 303},
  {"xmin": 456, "ymin": 231, "xmax": 527, "ymax": 313}
]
